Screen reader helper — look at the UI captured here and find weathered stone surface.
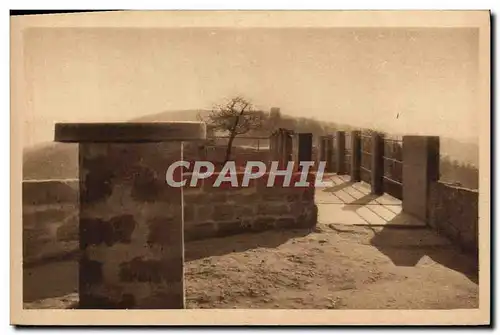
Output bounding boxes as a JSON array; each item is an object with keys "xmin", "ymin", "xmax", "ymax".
[
  {"xmin": 147, "ymin": 217, "xmax": 182, "ymax": 246},
  {"xmin": 80, "ymin": 215, "xmax": 136, "ymax": 248},
  {"xmin": 213, "ymin": 205, "xmax": 234, "ymax": 221},
  {"xmin": 302, "ymin": 187, "xmax": 315, "ymax": 200},
  {"xmin": 286, "ymin": 193, "xmax": 302, "ymax": 202},
  {"xmin": 253, "ymin": 217, "xmax": 276, "ymax": 231},
  {"xmin": 297, "ymin": 205, "xmax": 318, "ymax": 228},
  {"xmin": 257, "ymin": 203, "xmax": 289, "ymax": 216},
  {"xmin": 119, "ymin": 257, "xmax": 183, "ymax": 283},
  {"xmin": 184, "ymin": 205, "xmax": 196, "ymax": 223},
  {"xmin": 109, "ymin": 215, "xmax": 137, "ymax": 244},
  {"xmin": 232, "ymin": 206, "xmax": 255, "ymax": 219},
  {"xmin": 76, "ymin": 141, "xmax": 185, "ymax": 309},
  {"xmin": 182, "ymin": 171, "xmax": 318, "ymax": 240},
  {"xmin": 55, "ymin": 122, "xmax": 206, "ymax": 142},
  {"xmin": 216, "ymin": 220, "xmax": 245, "ymax": 236},
  {"xmin": 79, "ymin": 257, "xmax": 103, "ymax": 286},
  {"xmin": 241, "ymin": 218, "xmax": 253, "ymax": 230},
  {"xmin": 275, "ymin": 217, "xmax": 297, "ymax": 229},
  {"xmin": 259, "ymin": 192, "xmax": 286, "ymax": 202},
  {"xmin": 195, "ymin": 205, "xmax": 214, "ymax": 220},
  {"xmin": 207, "ymin": 193, "xmax": 228, "ymax": 203},
  {"xmin": 80, "ymin": 156, "xmax": 115, "ymax": 204},
  {"xmin": 139, "ymin": 289, "xmax": 183, "ymax": 309},
  {"xmin": 428, "ymin": 181, "xmax": 478, "ymax": 254},
  {"xmin": 131, "ymin": 167, "xmax": 162, "ymax": 202},
  {"xmin": 184, "ymin": 222, "xmax": 216, "ymax": 241},
  {"xmin": 184, "ymin": 192, "xmax": 206, "ymax": 204},
  {"xmin": 55, "ymin": 214, "xmax": 79, "ymax": 241},
  {"xmin": 225, "ymin": 192, "xmax": 260, "ymax": 204}
]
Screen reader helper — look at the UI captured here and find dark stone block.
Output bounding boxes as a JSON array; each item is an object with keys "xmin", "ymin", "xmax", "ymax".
[
  {"xmin": 297, "ymin": 205, "xmax": 318, "ymax": 228},
  {"xmin": 80, "ymin": 218, "xmax": 108, "ymax": 248},
  {"xmin": 184, "ymin": 205, "xmax": 196, "ymax": 223},
  {"xmin": 253, "ymin": 217, "xmax": 276, "ymax": 231},
  {"xmin": 241, "ymin": 219, "xmax": 253, "ymax": 229},
  {"xmin": 139, "ymin": 290, "xmax": 184, "ymax": 309},
  {"xmin": 213, "ymin": 205, "xmax": 234, "ymax": 221},
  {"xmin": 302, "ymin": 187, "xmax": 315, "ymax": 200},
  {"xmin": 80, "ymin": 157, "xmax": 115, "ymax": 204},
  {"xmin": 261, "ymin": 193, "xmax": 286, "ymax": 201},
  {"xmin": 80, "ymin": 215, "xmax": 137, "ymax": 248},
  {"xmin": 216, "ymin": 220, "xmax": 244, "ymax": 236},
  {"xmin": 233, "ymin": 206, "xmax": 254, "ymax": 219},
  {"xmin": 286, "ymin": 193, "xmax": 302, "ymax": 202},
  {"xmin": 257, "ymin": 203, "xmax": 289, "ymax": 216},
  {"xmin": 184, "ymin": 222, "xmax": 216, "ymax": 241},
  {"xmin": 119, "ymin": 257, "xmax": 183, "ymax": 283},
  {"xmin": 55, "ymin": 122, "xmax": 206, "ymax": 142},
  {"xmin": 195, "ymin": 205, "xmax": 214, "ymax": 220},
  {"xmin": 226, "ymin": 192, "xmax": 259, "ymax": 203},
  {"xmin": 184, "ymin": 192, "xmax": 205, "ymax": 204},
  {"xmin": 109, "ymin": 215, "xmax": 136, "ymax": 244},
  {"xmin": 131, "ymin": 167, "xmax": 162, "ymax": 202},
  {"xmin": 79, "ymin": 256, "xmax": 103, "ymax": 287},
  {"xmin": 275, "ymin": 217, "xmax": 297, "ymax": 229},
  {"xmin": 147, "ymin": 217, "xmax": 182, "ymax": 245}
]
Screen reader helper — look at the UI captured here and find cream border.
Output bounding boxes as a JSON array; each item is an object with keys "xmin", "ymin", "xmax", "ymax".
[{"xmin": 10, "ymin": 10, "xmax": 491, "ymax": 326}]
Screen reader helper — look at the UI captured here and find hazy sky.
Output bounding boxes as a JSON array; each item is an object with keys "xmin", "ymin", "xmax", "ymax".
[{"xmin": 23, "ymin": 27, "xmax": 478, "ymax": 147}]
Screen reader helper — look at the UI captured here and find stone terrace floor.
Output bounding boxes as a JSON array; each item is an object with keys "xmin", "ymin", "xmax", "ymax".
[
  {"xmin": 316, "ymin": 174, "xmax": 425, "ymax": 228},
  {"xmin": 24, "ymin": 173, "xmax": 478, "ymax": 309}
]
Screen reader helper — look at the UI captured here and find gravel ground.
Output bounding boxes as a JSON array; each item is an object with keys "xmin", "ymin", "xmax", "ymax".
[{"xmin": 24, "ymin": 223, "xmax": 478, "ymax": 310}]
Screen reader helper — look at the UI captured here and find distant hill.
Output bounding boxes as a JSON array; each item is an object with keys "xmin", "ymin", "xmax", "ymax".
[
  {"xmin": 22, "ymin": 109, "xmax": 479, "ymax": 181},
  {"xmin": 440, "ymin": 138, "xmax": 479, "ymax": 167},
  {"xmin": 23, "ymin": 142, "xmax": 78, "ymax": 180},
  {"xmin": 132, "ymin": 109, "xmax": 211, "ymax": 122}
]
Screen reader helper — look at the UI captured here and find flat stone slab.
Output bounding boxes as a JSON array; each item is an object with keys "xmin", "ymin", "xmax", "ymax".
[
  {"xmin": 315, "ymin": 175, "xmax": 402, "ymax": 206},
  {"xmin": 54, "ymin": 122, "xmax": 206, "ymax": 142},
  {"xmin": 315, "ymin": 174, "xmax": 422, "ymax": 227},
  {"xmin": 317, "ymin": 203, "xmax": 425, "ymax": 227}
]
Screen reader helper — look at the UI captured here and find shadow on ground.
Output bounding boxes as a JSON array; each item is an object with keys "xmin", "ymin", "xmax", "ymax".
[
  {"xmin": 185, "ymin": 228, "xmax": 313, "ymax": 261},
  {"xmin": 24, "ymin": 260, "xmax": 78, "ymax": 303},
  {"xmin": 319, "ymin": 180, "xmax": 354, "ymax": 194},
  {"xmin": 369, "ymin": 214, "xmax": 479, "ymax": 284},
  {"xmin": 23, "ymin": 228, "xmax": 313, "ymax": 304}
]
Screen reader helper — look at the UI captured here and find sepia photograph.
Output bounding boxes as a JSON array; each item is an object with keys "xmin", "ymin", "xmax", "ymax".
[{"xmin": 10, "ymin": 10, "xmax": 490, "ymax": 325}]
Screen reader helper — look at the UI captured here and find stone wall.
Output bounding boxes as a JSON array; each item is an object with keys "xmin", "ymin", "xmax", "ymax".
[
  {"xmin": 22, "ymin": 172, "xmax": 318, "ymax": 264},
  {"xmin": 428, "ymin": 181, "xmax": 479, "ymax": 255},
  {"xmin": 183, "ymin": 172, "xmax": 318, "ymax": 241}
]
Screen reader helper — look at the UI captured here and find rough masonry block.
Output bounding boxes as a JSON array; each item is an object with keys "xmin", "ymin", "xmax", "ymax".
[{"xmin": 55, "ymin": 122, "xmax": 206, "ymax": 309}]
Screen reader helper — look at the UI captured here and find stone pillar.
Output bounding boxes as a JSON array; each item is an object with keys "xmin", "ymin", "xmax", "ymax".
[
  {"xmin": 297, "ymin": 133, "xmax": 313, "ymax": 171},
  {"xmin": 324, "ymin": 135, "xmax": 334, "ymax": 173},
  {"xmin": 282, "ymin": 130, "xmax": 293, "ymax": 168},
  {"xmin": 318, "ymin": 136, "xmax": 327, "ymax": 163},
  {"xmin": 350, "ymin": 131, "xmax": 361, "ymax": 182},
  {"xmin": 335, "ymin": 131, "xmax": 346, "ymax": 175},
  {"xmin": 319, "ymin": 135, "xmax": 334, "ymax": 173},
  {"xmin": 292, "ymin": 133, "xmax": 299, "ymax": 171},
  {"xmin": 402, "ymin": 136, "xmax": 440, "ymax": 222},
  {"xmin": 371, "ymin": 132, "xmax": 384, "ymax": 195},
  {"xmin": 270, "ymin": 128, "xmax": 293, "ymax": 168},
  {"xmin": 269, "ymin": 131, "xmax": 279, "ymax": 163},
  {"xmin": 54, "ymin": 122, "xmax": 206, "ymax": 309}
]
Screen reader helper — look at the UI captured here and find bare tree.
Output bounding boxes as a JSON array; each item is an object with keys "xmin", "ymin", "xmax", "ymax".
[{"xmin": 203, "ymin": 96, "xmax": 263, "ymax": 162}]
